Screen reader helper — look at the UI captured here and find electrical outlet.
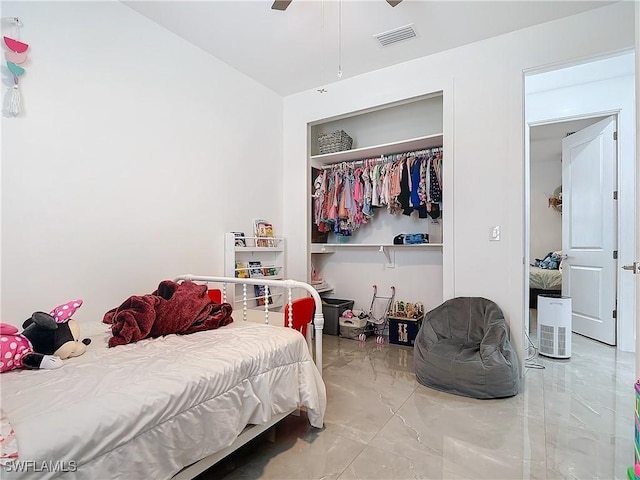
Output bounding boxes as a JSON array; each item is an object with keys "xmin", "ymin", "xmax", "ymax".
[{"xmin": 490, "ymin": 226, "xmax": 501, "ymax": 241}]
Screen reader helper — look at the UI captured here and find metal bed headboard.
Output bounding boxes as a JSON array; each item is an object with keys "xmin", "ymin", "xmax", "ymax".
[{"xmin": 174, "ymin": 274, "xmax": 325, "ymax": 375}]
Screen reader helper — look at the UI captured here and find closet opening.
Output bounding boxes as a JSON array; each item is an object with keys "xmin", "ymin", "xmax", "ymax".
[{"xmin": 307, "ymin": 92, "xmax": 446, "ymax": 319}]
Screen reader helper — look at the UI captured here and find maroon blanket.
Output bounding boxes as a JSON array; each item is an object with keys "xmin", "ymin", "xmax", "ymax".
[{"xmin": 103, "ymin": 280, "xmax": 233, "ymax": 347}]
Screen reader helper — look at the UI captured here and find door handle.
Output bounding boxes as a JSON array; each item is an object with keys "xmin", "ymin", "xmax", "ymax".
[{"xmin": 622, "ymin": 262, "xmax": 640, "ymax": 274}]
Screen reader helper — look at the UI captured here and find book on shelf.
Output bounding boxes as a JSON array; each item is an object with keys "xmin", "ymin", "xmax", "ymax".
[
  {"xmin": 253, "ymin": 219, "xmax": 275, "ymax": 247},
  {"xmin": 248, "ymin": 260, "xmax": 264, "ymax": 278},
  {"xmin": 312, "ymin": 281, "xmax": 332, "ymax": 293},
  {"xmin": 235, "ymin": 261, "xmax": 250, "ymax": 279},
  {"xmin": 254, "ymin": 284, "xmax": 274, "ymax": 306},
  {"xmin": 263, "ymin": 265, "xmax": 278, "ymax": 276},
  {"xmin": 231, "ymin": 231, "xmax": 246, "ymax": 247}
]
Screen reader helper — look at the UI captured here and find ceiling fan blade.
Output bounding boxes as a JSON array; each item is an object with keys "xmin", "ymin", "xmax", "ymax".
[
  {"xmin": 386, "ymin": 0, "xmax": 403, "ymax": 6},
  {"xmin": 272, "ymin": 0, "xmax": 292, "ymax": 10}
]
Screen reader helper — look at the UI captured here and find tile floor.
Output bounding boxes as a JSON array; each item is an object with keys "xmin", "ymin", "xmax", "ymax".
[{"xmin": 201, "ymin": 311, "xmax": 635, "ymax": 480}]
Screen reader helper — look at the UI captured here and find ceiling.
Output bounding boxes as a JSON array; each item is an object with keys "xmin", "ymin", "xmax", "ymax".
[
  {"xmin": 530, "ymin": 117, "xmax": 605, "ymax": 143},
  {"xmin": 124, "ymin": 0, "xmax": 616, "ymax": 97},
  {"xmin": 530, "ymin": 116, "xmax": 606, "ymax": 163}
]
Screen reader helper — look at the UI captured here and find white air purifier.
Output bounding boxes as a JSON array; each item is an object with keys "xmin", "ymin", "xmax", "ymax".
[{"xmin": 537, "ymin": 294, "xmax": 572, "ymax": 359}]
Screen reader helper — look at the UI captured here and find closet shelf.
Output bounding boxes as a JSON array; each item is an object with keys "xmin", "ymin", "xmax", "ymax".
[
  {"xmin": 310, "ymin": 133, "xmax": 443, "ymax": 166},
  {"xmin": 311, "ymin": 243, "xmax": 443, "ymax": 253},
  {"xmin": 234, "ymin": 246, "xmax": 284, "ymax": 252}
]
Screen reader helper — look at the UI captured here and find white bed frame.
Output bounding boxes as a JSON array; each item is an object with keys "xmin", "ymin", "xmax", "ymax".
[
  {"xmin": 175, "ymin": 274, "xmax": 325, "ymax": 374},
  {"xmin": 172, "ymin": 409, "xmax": 294, "ymax": 480},
  {"xmin": 172, "ymin": 274, "xmax": 325, "ymax": 479}
]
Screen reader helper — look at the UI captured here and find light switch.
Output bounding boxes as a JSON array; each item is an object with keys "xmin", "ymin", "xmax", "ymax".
[{"xmin": 490, "ymin": 226, "xmax": 501, "ymax": 241}]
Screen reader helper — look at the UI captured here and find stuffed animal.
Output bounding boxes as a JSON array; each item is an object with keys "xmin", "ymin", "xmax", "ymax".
[
  {"xmin": 50, "ymin": 299, "xmax": 83, "ymax": 323},
  {"xmin": 0, "ymin": 299, "xmax": 90, "ymax": 373},
  {"xmin": 0, "ymin": 323, "xmax": 63, "ymax": 373},
  {"xmin": 22, "ymin": 312, "xmax": 91, "ymax": 360}
]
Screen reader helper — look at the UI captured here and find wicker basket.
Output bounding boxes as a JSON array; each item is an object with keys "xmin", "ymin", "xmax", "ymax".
[{"xmin": 318, "ymin": 130, "xmax": 353, "ymax": 154}]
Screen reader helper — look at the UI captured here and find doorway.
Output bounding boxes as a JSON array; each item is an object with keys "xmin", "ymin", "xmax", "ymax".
[
  {"xmin": 529, "ymin": 115, "xmax": 615, "ymax": 345},
  {"xmin": 524, "ymin": 51, "xmax": 636, "ymax": 353}
]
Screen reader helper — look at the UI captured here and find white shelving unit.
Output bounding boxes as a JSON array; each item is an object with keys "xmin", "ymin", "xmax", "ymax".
[{"xmin": 224, "ymin": 232, "xmax": 285, "ymax": 310}]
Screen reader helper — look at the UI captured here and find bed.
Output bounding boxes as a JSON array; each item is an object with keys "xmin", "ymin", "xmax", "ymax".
[
  {"xmin": 529, "ymin": 266, "xmax": 562, "ymax": 308},
  {"xmin": 0, "ymin": 275, "xmax": 326, "ymax": 480}
]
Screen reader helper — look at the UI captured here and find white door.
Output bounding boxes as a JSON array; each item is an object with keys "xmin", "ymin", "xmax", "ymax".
[{"xmin": 561, "ymin": 116, "xmax": 617, "ymax": 345}]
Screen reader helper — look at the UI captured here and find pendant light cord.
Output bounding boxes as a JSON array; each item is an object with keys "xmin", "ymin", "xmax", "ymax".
[{"xmin": 338, "ymin": 0, "xmax": 343, "ymax": 78}]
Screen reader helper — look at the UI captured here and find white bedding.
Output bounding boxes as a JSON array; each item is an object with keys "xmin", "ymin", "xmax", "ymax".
[{"xmin": 0, "ymin": 320, "xmax": 326, "ymax": 480}]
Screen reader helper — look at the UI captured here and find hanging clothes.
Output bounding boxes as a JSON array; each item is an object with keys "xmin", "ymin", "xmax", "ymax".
[
  {"xmin": 314, "ymin": 146, "xmax": 443, "ymax": 235},
  {"xmin": 430, "ymin": 154, "xmax": 442, "ymax": 202},
  {"xmin": 398, "ymin": 158, "xmax": 412, "ymax": 216}
]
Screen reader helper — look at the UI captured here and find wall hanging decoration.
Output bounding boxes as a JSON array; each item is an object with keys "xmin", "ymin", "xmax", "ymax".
[
  {"xmin": 548, "ymin": 185, "xmax": 562, "ymax": 214},
  {"xmin": 3, "ymin": 17, "xmax": 28, "ymax": 116}
]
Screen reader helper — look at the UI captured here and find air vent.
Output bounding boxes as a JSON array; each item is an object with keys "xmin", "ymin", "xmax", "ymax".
[
  {"xmin": 373, "ymin": 24, "xmax": 417, "ymax": 47},
  {"xmin": 557, "ymin": 327, "xmax": 567, "ymax": 357},
  {"xmin": 539, "ymin": 325, "xmax": 554, "ymax": 355}
]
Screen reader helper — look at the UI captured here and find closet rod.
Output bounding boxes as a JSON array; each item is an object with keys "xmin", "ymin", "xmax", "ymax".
[{"xmin": 320, "ymin": 146, "xmax": 442, "ymax": 170}]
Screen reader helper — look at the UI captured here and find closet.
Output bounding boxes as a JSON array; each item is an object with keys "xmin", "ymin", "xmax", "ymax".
[{"xmin": 309, "ymin": 94, "xmax": 445, "ymax": 314}]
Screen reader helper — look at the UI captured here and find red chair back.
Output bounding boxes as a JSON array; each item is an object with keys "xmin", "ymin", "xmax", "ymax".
[
  {"xmin": 207, "ymin": 289, "xmax": 222, "ymax": 304},
  {"xmin": 283, "ymin": 297, "xmax": 315, "ymax": 337}
]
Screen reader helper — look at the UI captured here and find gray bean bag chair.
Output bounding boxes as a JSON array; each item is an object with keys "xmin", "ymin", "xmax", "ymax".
[{"xmin": 414, "ymin": 297, "xmax": 520, "ymax": 399}]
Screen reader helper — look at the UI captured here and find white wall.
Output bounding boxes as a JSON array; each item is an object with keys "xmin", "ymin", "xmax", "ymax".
[
  {"xmin": 529, "ymin": 138, "xmax": 562, "ymax": 264},
  {"xmin": 0, "ymin": 1, "xmax": 283, "ymax": 332},
  {"xmin": 282, "ymin": 2, "xmax": 636, "ymax": 365}
]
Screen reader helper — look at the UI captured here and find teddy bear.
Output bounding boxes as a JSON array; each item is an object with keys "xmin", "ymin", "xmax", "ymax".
[{"xmin": 0, "ymin": 323, "xmax": 63, "ymax": 373}]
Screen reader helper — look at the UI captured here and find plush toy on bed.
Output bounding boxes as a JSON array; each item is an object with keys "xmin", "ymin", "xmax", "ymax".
[
  {"xmin": 20, "ymin": 299, "xmax": 91, "ymax": 361},
  {"xmin": 22, "ymin": 310, "xmax": 91, "ymax": 361},
  {"xmin": 0, "ymin": 323, "xmax": 63, "ymax": 373},
  {"xmin": 0, "ymin": 300, "xmax": 90, "ymax": 373}
]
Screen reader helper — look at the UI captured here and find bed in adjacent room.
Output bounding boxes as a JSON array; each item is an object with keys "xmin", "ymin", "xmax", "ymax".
[
  {"xmin": 0, "ymin": 275, "xmax": 326, "ymax": 480},
  {"xmin": 529, "ymin": 266, "xmax": 562, "ymax": 308}
]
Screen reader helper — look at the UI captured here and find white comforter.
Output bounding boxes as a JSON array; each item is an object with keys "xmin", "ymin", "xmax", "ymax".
[{"xmin": 0, "ymin": 321, "xmax": 326, "ymax": 479}]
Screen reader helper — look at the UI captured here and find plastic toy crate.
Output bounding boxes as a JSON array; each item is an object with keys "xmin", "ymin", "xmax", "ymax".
[
  {"xmin": 321, "ymin": 298, "xmax": 354, "ymax": 335},
  {"xmin": 388, "ymin": 315, "xmax": 423, "ymax": 347}
]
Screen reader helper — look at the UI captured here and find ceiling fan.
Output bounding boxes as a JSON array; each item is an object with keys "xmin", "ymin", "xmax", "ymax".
[{"xmin": 272, "ymin": 0, "xmax": 402, "ymax": 11}]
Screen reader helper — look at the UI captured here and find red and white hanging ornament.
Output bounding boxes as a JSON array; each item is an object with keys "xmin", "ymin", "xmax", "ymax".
[{"xmin": 3, "ymin": 17, "xmax": 28, "ymax": 116}]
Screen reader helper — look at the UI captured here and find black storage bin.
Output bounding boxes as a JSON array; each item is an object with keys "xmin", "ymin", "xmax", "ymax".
[
  {"xmin": 388, "ymin": 315, "xmax": 423, "ymax": 347},
  {"xmin": 321, "ymin": 298, "xmax": 354, "ymax": 335}
]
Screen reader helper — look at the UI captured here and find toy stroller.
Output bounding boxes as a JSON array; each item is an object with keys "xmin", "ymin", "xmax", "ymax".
[{"xmin": 358, "ymin": 285, "xmax": 396, "ymax": 344}]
